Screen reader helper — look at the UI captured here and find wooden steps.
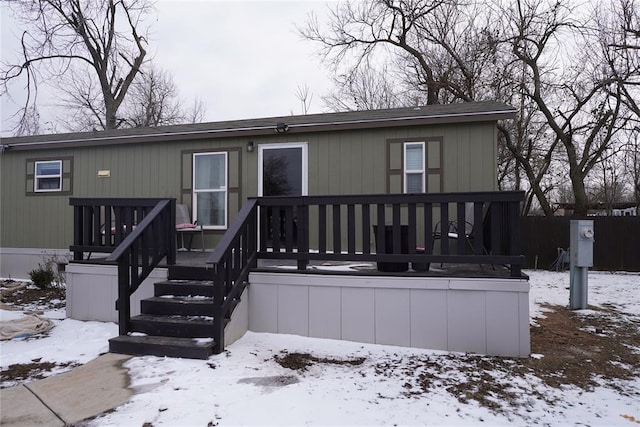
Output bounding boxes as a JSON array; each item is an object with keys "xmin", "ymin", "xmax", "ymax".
[{"xmin": 109, "ymin": 276, "xmax": 220, "ymax": 360}]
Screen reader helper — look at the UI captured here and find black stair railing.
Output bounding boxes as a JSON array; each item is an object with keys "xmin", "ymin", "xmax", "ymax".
[
  {"xmin": 207, "ymin": 198, "xmax": 258, "ymax": 354},
  {"xmin": 105, "ymin": 199, "xmax": 177, "ymax": 335}
]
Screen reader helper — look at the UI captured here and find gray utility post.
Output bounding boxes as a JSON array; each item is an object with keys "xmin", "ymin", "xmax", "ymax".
[{"xmin": 569, "ymin": 220, "xmax": 595, "ymax": 310}]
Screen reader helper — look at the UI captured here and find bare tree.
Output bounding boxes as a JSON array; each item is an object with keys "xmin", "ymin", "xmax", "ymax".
[
  {"xmin": 601, "ymin": 0, "xmax": 640, "ymax": 120},
  {"xmin": 301, "ymin": 0, "xmax": 638, "ymax": 216},
  {"xmin": 122, "ymin": 67, "xmax": 180, "ymax": 127},
  {"xmin": 596, "ymin": 0, "xmax": 640, "ymax": 214},
  {"xmin": 183, "ymin": 98, "xmax": 207, "ymax": 125},
  {"xmin": 623, "ymin": 127, "xmax": 640, "ymax": 211},
  {"xmin": 300, "ymin": 0, "xmax": 560, "ymax": 215},
  {"xmin": 119, "ymin": 66, "xmax": 206, "ymax": 128},
  {"xmin": 299, "ymin": 0, "xmax": 482, "ymax": 105},
  {"xmin": 322, "ymin": 63, "xmax": 405, "ymax": 111},
  {"xmin": 1, "ymin": 0, "xmax": 151, "ymax": 132},
  {"xmin": 586, "ymin": 143, "xmax": 629, "ymax": 214},
  {"xmin": 294, "ymin": 83, "xmax": 314, "ymax": 115},
  {"xmin": 509, "ymin": 0, "xmax": 631, "ymax": 215},
  {"xmin": 14, "ymin": 104, "xmax": 42, "ymax": 136}
]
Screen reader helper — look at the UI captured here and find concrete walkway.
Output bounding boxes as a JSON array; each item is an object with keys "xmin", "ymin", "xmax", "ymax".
[{"xmin": 1, "ymin": 353, "xmax": 132, "ymax": 426}]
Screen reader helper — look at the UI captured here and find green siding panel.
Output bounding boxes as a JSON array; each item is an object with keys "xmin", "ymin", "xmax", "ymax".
[{"xmin": 1, "ymin": 121, "xmax": 499, "ymax": 250}]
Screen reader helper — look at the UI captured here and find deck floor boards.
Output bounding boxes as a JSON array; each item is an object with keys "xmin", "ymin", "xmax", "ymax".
[{"xmin": 74, "ymin": 250, "xmax": 523, "ymax": 279}]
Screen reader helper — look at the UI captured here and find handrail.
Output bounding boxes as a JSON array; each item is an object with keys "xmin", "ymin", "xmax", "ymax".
[
  {"xmin": 105, "ymin": 199, "xmax": 176, "ymax": 335},
  {"xmin": 255, "ymin": 191, "xmax": 524, "ymax": 275},
  {"xmin": 207, "ymin": 198, "xmax": 258, "ymax": 354},
  {"xmin": 70, "ymin": 197, "xmax": 170, "ymax": 260},
  {"xmin": 256, "ymin": 191, "xmax": 524, "ymax": 205}
]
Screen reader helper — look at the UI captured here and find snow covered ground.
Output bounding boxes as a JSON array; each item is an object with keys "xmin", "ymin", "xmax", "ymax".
[{"xmin": 1, "ymin": 270, "xmax": 639, "ymax": 426}]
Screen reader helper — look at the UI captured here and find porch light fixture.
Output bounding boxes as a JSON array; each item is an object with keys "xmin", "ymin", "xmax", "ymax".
[
  {"xmin": 275, "ymin": 122, "xmax": 289, "ymax": 134},
  {"xmin": 247, "ymin": 141, "xmax": 255, "ymax": 152}
]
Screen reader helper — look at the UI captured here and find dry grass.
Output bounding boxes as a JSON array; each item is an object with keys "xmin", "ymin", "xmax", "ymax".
[{"xmin": 275, "ymin": 303, "xmax": 640, "ymax": 415}]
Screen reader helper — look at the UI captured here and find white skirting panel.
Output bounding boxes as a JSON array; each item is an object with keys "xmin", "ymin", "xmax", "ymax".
[
  {"xmin": 0, "ymin": 247, "xmax": 72, "ymax": 280},
  {"xmin": 66, "ymin": 263, "xmax": 168, "ymax": 322},
  {"xmin": 224, "ymin": 287, "xmax": 249, "ymax": 347},
  {"xmin": 248, "ymin": 272, "xmax": 530, "ymax": 357}
]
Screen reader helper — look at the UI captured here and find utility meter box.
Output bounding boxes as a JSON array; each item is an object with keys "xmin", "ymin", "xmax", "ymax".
[{"xmin": 570, "ymin": 220, "xmax": 594, "ymax": 267}]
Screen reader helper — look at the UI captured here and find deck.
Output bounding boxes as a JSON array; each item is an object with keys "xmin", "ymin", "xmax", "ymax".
[
  {"xmin": 74, "ymin": 249, "xmax": 523, "ymax": 279},
  {"xmin": 67, "ymin": 192, "xmax": 528, "ymax": 356}
]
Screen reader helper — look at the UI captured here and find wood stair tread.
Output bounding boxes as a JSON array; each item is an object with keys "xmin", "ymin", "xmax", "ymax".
[
  {"xmin": 144, "ymin": 296, "xmax": 214, "ymax": 304},
  {"xmin": 109, "ymin": 334, "xmax": 215, "ymax": 359},
  {"xmin": 111, "ymin": 334, "xmax": 215, "ymax": 346},
  {"xmin": 131, "ymin": 314, "xmax": 214, "ymax": 324},
  {"xmin": 154, "ymin": 279, "xmax": 214, "ymax": 286}
]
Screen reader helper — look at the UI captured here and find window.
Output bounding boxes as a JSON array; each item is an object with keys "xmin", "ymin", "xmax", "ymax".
[
  {"xmin": 26, "ymin": 157, "xmax": 73, "ymax": 196},
  {"xmin": 404, "ymin": 142, "xmax": 425, "ymax": 193},
  {"xmin": 193, "ymin": 152, "xmax": 227, "ymax": 229},
  {"xmin": 34, "ymin": 160, "xmax": 62, "ymax": 192},
  {"xmin": 387, "ymin": 137, "xmax": 441, "ymax": 194}
]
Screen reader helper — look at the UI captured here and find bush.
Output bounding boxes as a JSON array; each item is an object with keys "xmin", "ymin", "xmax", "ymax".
[
  {"xmin": 28, "ymin": 252, "xmax": 67, "ymax": 289},
  {"xmin": 29, "ymin": 263, "xmax": 56, "ymax": 289}
]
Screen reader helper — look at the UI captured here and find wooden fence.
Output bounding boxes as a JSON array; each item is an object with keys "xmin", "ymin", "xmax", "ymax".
[{"xmin": 521, "ymin": 216, "xmax": 639, "ymax": 272}]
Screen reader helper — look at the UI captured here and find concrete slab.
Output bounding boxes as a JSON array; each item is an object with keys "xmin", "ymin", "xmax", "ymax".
[
  {"xmin": 24, "ymin": 353, "xmax": 132, "ymax": 425},
  {"xmin": 0, "ymin": 353, "xmax": 134, "ymax": 426},
  {"xmin": 0, "ymin": 385, "xmax": 64, "ymax": 427}
]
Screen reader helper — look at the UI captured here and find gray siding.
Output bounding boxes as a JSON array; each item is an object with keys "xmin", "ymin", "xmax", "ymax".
[
  {"xmin": 1, "ymin": 121, "xmax": 497, "ymax": 250},
  {"xmin": 247, "ymin": 272, "xmax": 531, "ymax": 357}
]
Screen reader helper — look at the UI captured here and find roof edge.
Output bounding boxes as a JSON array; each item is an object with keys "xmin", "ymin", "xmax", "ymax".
[{"xmin": 1, "ymin": 104, "xmax": 517, "ymax": 151}]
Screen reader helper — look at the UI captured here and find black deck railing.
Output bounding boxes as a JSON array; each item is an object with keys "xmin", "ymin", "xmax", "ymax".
[
  {"xmin": 207, "ymin": 190, "xmax": 525, "ymax": 353},
  {"xmin": 70, "ymin": 198, "xmax": 176, "ymax": 335},
  {"xmin": 254, "ymin": 191, "xmax": 525, "ymax": 275},
  {"xmin": 69, "ymin": 198, "xmax": 174, "ymax": 260}
]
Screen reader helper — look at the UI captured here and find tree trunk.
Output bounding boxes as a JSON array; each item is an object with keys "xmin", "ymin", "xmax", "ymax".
[
  {"xmin": 498, "ymin": 123, "xmax": 555, "ymax": 216},
  {"xmin": 570, "ymin": 168, "xmax": 589, "ymax": 216}
]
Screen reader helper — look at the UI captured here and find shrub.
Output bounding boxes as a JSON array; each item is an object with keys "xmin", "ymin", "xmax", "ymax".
[
  {"xmin": 28, "ymin": 252, "xmax": 68, "ymax": 289},
  {"xmin": 29, "ymin": 263, "xmax": 56, "ymax": 289}
]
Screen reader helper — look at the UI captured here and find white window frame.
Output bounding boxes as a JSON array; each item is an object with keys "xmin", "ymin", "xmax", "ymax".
[
  {"xmin": 257, "ymin": 142, "xmax": 308, "ymax": 196},
  {"xmin": 403, "ymin": 142, "xmax": 425, "ymax": 193},
  {"xmin": 192, "ymin": 152, "xmax": 228, "ymax": 230},
  {"xmin": 34, "ymin": 160, "xmax": 62, "ymax": 192}
]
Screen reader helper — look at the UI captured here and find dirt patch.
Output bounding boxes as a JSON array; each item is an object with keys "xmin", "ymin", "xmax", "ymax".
[
  {"xmin": 275, "ymin": 352, "xmax": 366, "ymax": 371},
  {"xmin": 409, "ymin": 304, "xmax": 639, "ymax": 414},
  {"xmin": 1, "ymin": 279, "xmax": 69, "ymax": 388},
  {"xmin": 1, "ymin": 360, "xmax": 80, "ymax": 388},
  {"xmin": 526, "ymin": 304, "xmax": 640, "ymax": 390},
  {"xmin": 0, "ymin": 280, "xmax": 66, "ymax": 311}
]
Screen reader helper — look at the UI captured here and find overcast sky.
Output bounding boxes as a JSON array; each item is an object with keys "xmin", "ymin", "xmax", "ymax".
[{"xmin": 0, "ymin": 0, "xmax": 336, "ymax": 136}]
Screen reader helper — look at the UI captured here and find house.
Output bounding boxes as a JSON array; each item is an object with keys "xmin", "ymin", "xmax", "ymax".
[
  {"xmin": 555, "ymin": 202, "xmax": 638, "ymax": 217},
  {"xmin": 0, "ymin": 101, "xmax": 530, "ymax": 359}
]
